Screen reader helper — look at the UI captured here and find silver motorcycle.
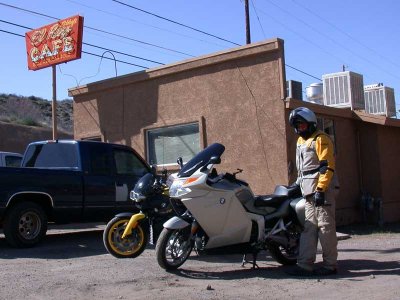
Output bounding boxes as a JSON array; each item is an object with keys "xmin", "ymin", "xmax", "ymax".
[{"xmin": 155, "ymin": 143, "xmax": 305, "ymax": 270}]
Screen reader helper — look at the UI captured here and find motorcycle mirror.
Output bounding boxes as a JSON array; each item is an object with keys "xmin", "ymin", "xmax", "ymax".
[
  {"xmin": 150, "ymin": 164, "xmax": 157, "ymax": 175},
  {"xmin": 200, "ymin": 156, "xmax": 221, "ymax": 172},
  {"xmin": 209, "ymin": 156, "xmax": 221, "ymax": 164},
  {"xmin": 177, "ymin": 157, "xmax": 183, "ymax": 169}
]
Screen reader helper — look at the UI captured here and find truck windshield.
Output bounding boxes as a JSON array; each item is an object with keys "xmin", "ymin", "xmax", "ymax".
[{"xmin": 23, "ymin": 143, "xmax": 80, "ymax": 169}]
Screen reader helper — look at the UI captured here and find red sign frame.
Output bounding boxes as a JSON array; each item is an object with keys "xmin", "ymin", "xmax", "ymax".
[{"xmin": 25, "ymin": 15, "xmax": 84, "ymax": 71}]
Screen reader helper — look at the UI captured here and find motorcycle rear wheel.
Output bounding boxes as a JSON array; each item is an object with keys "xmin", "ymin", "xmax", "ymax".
[
  {"xmin": 155, "ymin": 227, "xmax": 193, "ymax": 270},
  {"xmin": 103, "ymin": 216, "xmax": 149, "ymax": 258},
  {"xmin": 268, "ymin": 243, "xmax": 297, "ymax": 265}
]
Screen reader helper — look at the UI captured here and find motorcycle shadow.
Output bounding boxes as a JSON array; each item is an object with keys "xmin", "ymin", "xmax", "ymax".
[
  {"xmin": 171, "ymin": 253, "xmax": 400, "ymax": 281},
  {"xmin": 170, "ymin": 251, "xmax": 288, "ymax": 280}
]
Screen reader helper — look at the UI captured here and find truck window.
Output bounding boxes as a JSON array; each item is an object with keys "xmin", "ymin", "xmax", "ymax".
[
  {"xmin": 89, "ymin": 146, "xmax": 112, "ymax": 175},
  {"xmin": 5, "ymin": 155, "xmax": 22, "ymax": 167},
  {"xmin": 24, "ymin": 143, "xmax": 79, "ymax": 168},
  {"xmin": 113, "ymin": 149, "xmax": 148, "ymax": 176}
]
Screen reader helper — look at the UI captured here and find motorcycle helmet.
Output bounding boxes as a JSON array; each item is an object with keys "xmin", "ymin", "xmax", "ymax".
[{"xmin": 289, "ymin": 107, "xmax": 317, "ymax": 138}]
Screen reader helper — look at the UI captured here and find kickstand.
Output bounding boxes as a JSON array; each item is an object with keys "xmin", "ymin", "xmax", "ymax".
[{"xmin": 241, "ymin": 252, "xmax": 259, "ymax": 269}]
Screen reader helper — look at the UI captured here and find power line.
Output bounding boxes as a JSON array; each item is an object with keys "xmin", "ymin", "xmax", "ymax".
[
  {"xmin": 66, "ymin": 0, "xmax": 229, "ymax": 51},
  {"xmin": 285, "ymin": 64, "xmax": 321, "ymax": 81},
  {"xmin": 264, "ymin": 0, "xmax": 400, "ymax": 81},
  {"xmin": 0, "ymin": 27, "xmax": 148, "ymax": 68},
  {"xmin": 291, "ymin": 0, "xmax": 400, "ymax": 70},
  {"xmin": 0, "ymin": 28, "xmax": 24, "ymax": 37},
  {"xmin": 0, "ymin": 2, "xmax": 194, "ymax": 58},
  {"xmin": 250, "ymin": 0, "xmax": 266, "ymax": 39},
  {"xmin": 0, "ymin": 3, "xmax": 325, "ymax": 84},
  {"xmin": 111, "ymin": 0, "xmax": 241, "ymax": 46},
  {"xmin": 0, "ymin": 19, "xmax": 163, "ymax": 65}
]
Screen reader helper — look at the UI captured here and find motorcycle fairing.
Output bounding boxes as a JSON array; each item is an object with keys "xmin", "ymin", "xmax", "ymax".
[{"xmin": 182, "ymin": 185, "xmax": 252, "ymax": 249}]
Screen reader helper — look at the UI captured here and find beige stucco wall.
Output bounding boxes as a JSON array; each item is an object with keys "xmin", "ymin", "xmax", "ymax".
[
  {"xmin": 71, "ymin": 39, "xmax": 289, "ymax": 194},
  {"xmin": 286, "ymin": 99, "xmax": 400, "ymax": 225},
  {"xmin": 71, "ymin": 38, "xmax": 400, "ymax": 226}
]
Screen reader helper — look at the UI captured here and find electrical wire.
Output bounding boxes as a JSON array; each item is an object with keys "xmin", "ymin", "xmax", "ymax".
[
  {"xmin": 291, "ymin": 0, "xmax": 400, "ymax": 70},
  {"xmin": 250, "ymin": 0, "xmax": 267, "ymax": 39},
  {"xmin": 0, "ymin": 2, "xmax": 328, "ymax": 84},
  {"xmin": 66, "ymin": 0, "xmax": 229, "ymax": 51},
  {"xmin": 0, "ymin": 2, "xmax": 194, "ymax": 58},
  {"xmin": 0, "ymin": 27, "xmax": 148, "ymax": 68},
  {"xmin": 264, "ymin": 0, "xmax": 400, "ymax": 81},
  {"xmin": 0, "ymin": 19, "xmax": 161, "ymax": 65},
  {"xmin": 111, "ymin": 0, "xmax": 241, "ymax": 46}
]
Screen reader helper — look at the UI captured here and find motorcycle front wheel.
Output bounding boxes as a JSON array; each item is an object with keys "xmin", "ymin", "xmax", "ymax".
[
  {"xmin": 103, "ymin": 216, "xmax": 149, "ymax": 258},
  {"xmin": 155, "ymin": 227, "xmax": 193, "ymax": 270}
]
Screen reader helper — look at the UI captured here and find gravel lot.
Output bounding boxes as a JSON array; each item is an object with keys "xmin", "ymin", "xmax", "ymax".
[{"xmin": 0, "ymin": 223, "xmax": 399, "ymax": 300}]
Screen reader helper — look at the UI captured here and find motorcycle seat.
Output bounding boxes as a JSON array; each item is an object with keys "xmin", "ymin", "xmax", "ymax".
[{"xmin": 254, "ymin": 194, "xmax": 288, "ymax": 208}]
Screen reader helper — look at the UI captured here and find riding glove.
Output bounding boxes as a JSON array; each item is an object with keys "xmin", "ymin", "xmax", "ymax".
[{"xmin": 314, "ymin": 191, "xmax": 325, "ymax": 206}]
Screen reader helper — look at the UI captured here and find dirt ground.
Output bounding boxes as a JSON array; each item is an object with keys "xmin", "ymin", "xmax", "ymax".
[{"xmin": 0, "ymin": 223, "xmax": 399, "ymax": 300}]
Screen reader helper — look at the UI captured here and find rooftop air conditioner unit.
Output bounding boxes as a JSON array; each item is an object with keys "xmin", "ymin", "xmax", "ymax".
[
  {"xmin": 286, "ymin": 80, "xmax": 303, "ymax": 100},
  {"xmin": 322, "ymin": 71, "xmax": 365, "ymax": 110},
  {"xmin": 306, "ymin": 83, "xmax": 323, "ymax": 104},
  {"xmin": 364, "ymin": 84, "xmax": 396, "ymax": 117}
]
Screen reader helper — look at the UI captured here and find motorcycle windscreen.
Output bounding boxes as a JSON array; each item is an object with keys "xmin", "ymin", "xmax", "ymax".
[
  {"xmin": 183, "ymin": 188, "xmax": 252, "ymax": 249},
  {"xmin": 178, "ymin": 143, "xmax": 225, "ymax": 178}
]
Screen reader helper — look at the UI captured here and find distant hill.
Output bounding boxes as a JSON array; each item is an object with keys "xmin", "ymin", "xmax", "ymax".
[{"xmin": 0, "ymin": 93, "xmax": 73, "ymax": 133}]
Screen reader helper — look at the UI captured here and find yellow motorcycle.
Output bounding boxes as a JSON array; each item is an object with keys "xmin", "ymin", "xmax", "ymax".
[{"xmin": 103, "ymin": 172, "xmax": 172, "ymax": 258}]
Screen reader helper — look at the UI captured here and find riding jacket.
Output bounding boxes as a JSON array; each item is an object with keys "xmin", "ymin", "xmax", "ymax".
[{"xmin": 295, "ymin": 130, "xmax": 335, "ymax": 197}]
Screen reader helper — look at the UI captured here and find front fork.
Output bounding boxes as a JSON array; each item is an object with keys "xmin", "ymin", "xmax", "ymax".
[{"xmin": 121, "ymin": 212, "xmax": 146, "ymax": 239}]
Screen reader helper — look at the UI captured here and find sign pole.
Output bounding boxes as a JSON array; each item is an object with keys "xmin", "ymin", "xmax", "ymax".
[{"xmin": 52, "ymin": 65, "xmax": 58, "ymax": 140}]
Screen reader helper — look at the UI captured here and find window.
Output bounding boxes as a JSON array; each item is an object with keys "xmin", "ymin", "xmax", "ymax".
[
  {"xmin": 317, "ymin": 117, "xmax": 337, "ymax": 153},
  {"xmin": 113, "ymin": 149, "xmax": 149, "ymax": 176},
  {"xmin": 88, "ymin": 145, "xmax": 111, "ymax": 175},
  {"xmin": 24, "ymin": 143, "xmax": 79, "ymax": 168},
  {"xmin": 5, "ymin": 155, "xmax": 22, "ymax": 167},
  {"xmin": 147, "ymin": 123, "xmax": 200, "ymax": 165}
]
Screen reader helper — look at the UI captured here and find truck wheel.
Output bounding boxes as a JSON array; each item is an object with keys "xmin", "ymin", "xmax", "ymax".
[{"xmin": 3, "ymin": 202, "xmax": 48, "ymax": 248}]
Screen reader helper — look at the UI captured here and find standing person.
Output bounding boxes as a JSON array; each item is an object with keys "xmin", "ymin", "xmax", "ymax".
[{"xmin": 286, "ymin": 107, "xmax": 338, "ymax": 276}]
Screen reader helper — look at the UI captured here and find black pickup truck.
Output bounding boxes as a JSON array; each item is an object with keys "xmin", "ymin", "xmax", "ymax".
[{"xmin": 0, "ymin": 140, "xmax": 151, "ymax": 248}]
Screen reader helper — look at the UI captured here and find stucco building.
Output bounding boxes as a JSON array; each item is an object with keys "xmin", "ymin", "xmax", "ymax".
[{"xmin": 69, "ymin": 38, "xmax": 400, "ymax": 225}]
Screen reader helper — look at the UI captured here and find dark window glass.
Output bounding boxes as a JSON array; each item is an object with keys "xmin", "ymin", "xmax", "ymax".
[
  {"xmin": 113, "ymin": 149, "xmax": 148, "ymax": 176},
  {"xmin": 23, "ymin": 143, "xmax": 79, "ymax": 168},
  {"xmin": 88, "ymin": 145, "xmax": 111, "ymax": 175},
  {"xmin": 5, "ymin": 155, "xmax": 22, "ymax": 167}
]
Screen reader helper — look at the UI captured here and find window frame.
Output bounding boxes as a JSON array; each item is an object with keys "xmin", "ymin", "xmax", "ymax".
[{"xmin": 145, "ymin": 118, "xmax": 205, "ymax": 168}]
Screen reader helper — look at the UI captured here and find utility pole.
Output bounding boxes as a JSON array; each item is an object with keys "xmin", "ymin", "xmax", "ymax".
[{"xmin": 245, "ymin": 0, "xmax": 251, "ymax": 44}]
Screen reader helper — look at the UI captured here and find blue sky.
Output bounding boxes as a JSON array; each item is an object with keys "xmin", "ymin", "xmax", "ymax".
[{"xmin": 0, "ymin": 0, "xmax": 399, "ymax": 115}]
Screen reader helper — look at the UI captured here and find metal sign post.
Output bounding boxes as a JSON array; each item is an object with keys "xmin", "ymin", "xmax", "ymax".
[
  {"xmin": 52, "ymin": 65, "xmax": 57, "ymax": 140},
  {"xmin": 25, "ymin": 15, "xmax": 84, "ymax": 140}
]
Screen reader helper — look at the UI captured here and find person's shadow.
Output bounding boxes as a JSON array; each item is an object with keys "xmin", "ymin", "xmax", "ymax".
[{"xmin": 168, "ymin": 255, "xmax": 400, "ymax": 281}]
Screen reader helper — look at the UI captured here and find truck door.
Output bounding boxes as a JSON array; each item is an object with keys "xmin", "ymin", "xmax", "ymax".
[
  {"xmin": 112, "ymin": 147, "xmax": 150, "ymax": 212},
  {"xmin": 82, "ymin": 143, "xmax": 116, "ymax": 220}
]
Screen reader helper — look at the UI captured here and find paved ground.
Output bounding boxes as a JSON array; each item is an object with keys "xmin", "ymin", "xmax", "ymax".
[{"xmin": 0, "ymin": 223, "xmax": 399, "ymax": 300}]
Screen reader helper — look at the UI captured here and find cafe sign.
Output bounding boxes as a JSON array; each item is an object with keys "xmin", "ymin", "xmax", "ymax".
[{"xmin": 25, "ymin": 15, "xmax": 84, "ymax": 71}]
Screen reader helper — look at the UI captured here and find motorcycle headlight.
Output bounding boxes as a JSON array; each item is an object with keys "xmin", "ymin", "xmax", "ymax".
[{"xmin": 169, "ymin": 179, "xmax": 191, "ymax": 198}]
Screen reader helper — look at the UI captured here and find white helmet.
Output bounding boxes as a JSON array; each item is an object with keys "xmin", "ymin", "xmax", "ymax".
[{"xmin": 289, "ymin": 107, "xmax": 317, "ymax": 136}]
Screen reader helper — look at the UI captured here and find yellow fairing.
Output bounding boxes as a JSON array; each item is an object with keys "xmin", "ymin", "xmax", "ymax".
[{"xmin": 121, "ymin": 213, "xmax": 146, "ymax": 239}]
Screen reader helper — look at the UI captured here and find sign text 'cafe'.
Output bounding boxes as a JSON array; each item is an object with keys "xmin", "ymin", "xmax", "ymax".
[{"xmin": 25, "ymin": 15, "xmax": 84, "ymax": 71}]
